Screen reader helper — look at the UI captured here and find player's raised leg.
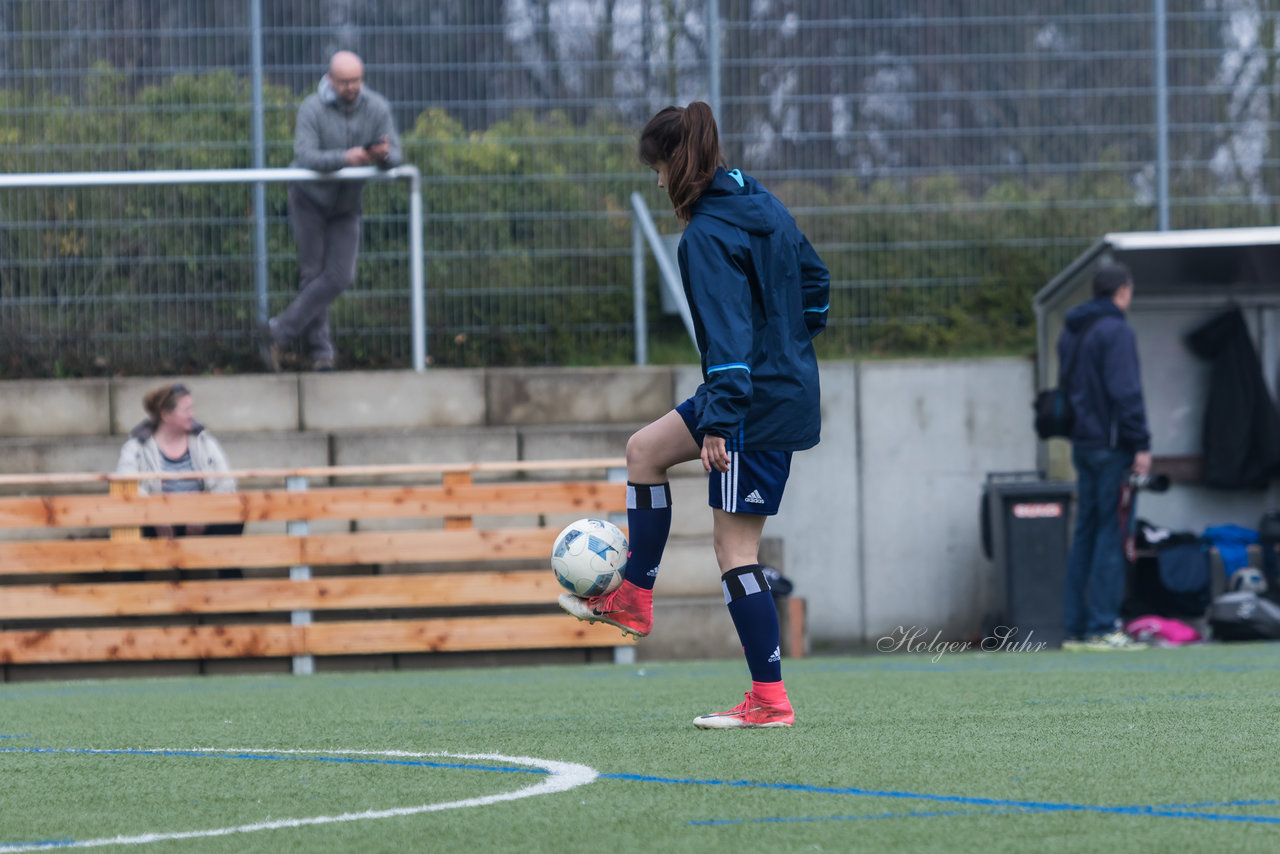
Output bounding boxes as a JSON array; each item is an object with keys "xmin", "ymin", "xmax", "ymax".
[{"xmin": 558, "ymin": 409, "xmax": 699, "ymax": 637}]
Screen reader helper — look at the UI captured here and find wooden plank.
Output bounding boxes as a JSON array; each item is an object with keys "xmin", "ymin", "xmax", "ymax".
[
  {"xmin": 2, "ymin": 572, "xmax": 567, "ymax": 619},
  {"xmin": 302, "ymin": 615, "xmax": 633, "ymax": 656},
  {"xmin": 0, "ymin": 623, "xmax": 304, "ymax": 664},
  {"xmin": 0, "ymin": 457, "xmax": 627, "ymax": 489},
  {"xmin": 0, "ymin": 481, "xmax": 626, "ymax": 529},
  {"xmin": 0, "ymin": 534, "xmax": 300, "ymax": 574},
  {"xmin": 0, "ymin": 527, "xmax": 567, "ymax": 574},
  {"xmin": 443, "ymin": 471, "xmax": 474, "ymax": 530},
  {"xmin": 108, "ymin": 479, "xmax": 140, "ymax": 541},
  {"xmin": 0, "ymin": 615, "xmax": 633, "ymax": 664}
]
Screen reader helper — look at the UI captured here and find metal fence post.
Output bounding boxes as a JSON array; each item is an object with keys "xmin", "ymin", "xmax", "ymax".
[
  {"xmin": 408, "ymin": 167, "xmax": 427, "ymax": 371},
  {"xmin": 250, "ymin": 0, "xmax": 269, "ymax": 323},
  {"xmin": 1154, "ymin": 0, "xmax": 1170, "ymax": 231},
  {"xmin": 286, "ymin": 474, "xmax": 314, "ymax": 675},
  {"xmin": 707, "ymin": 0, "xmax": 721, "ymax": 122},
  {"xmin": 633, "ymin": 215, "xmax": 647, "ymax": 366}
]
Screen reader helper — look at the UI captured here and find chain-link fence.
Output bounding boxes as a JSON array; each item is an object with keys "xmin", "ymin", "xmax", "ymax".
[{"xmin": 2, "ymin": 1, "xmax": 1278, "ymax": 376}]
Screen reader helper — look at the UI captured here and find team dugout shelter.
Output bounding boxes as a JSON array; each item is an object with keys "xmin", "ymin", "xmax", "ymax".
[{"xmin": 1034, "ymin": 227, "xmax": 1280, "ymax": 532}]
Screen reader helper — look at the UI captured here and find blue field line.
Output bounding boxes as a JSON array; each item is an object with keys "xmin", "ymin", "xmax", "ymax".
[
  {"xmin": 1146, "ymin": 799, "xmax": 1280, "ymax": 809},
  {"xmin": 599, "ymin": 772, "xmax": 1280, "ymax": 826},
  {"xmin": 690, "ymin": 807, "xmax": 1028, "ymax": 825}
]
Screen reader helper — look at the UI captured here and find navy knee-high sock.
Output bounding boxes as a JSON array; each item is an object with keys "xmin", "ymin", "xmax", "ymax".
[
  {"xmin": 722, "ymin": 564, "xmax": 782, "ymax": 683},
  {"xmin": 623, "ymin": 482, "xmax": 672, "ymax": 591}
]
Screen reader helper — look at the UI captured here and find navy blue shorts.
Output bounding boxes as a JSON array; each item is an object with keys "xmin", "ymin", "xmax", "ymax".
[{"xmin": 675, "ymin": 397, "xmax": 792, "ymax": 516}]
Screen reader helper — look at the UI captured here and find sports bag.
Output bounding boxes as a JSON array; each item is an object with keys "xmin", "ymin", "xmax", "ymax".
[
  {"xmin": 1207, "ymin": 591, "xmax": 1280, "ymax": 641},
  {"xmin": 1260, "ymin": 510, "xmax": 1280, "ymax": 600},
  {"xmin": 1034, "ymin": 314, "xmax": 1104, "ymax": 440}
]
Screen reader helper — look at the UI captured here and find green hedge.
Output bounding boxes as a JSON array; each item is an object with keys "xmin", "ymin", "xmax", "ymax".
[{"xmin": 0, "ymin": 69, "xmax": 1270, "ymax": 377}]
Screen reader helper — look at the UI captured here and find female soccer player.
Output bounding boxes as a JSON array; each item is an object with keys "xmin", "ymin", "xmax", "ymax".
[{"xmin": 560, "ymin": 101, "xmax": 829, "ymax": 728}]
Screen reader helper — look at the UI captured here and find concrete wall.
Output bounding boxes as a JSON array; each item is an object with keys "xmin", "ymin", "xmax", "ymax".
[
  {"xmin": 0, "ymin": 360, "xmax": 1040, "ymax": 648},
  {"xmin": 854, "ymin": 359, "xmax": 1039, "ymax": 642}
]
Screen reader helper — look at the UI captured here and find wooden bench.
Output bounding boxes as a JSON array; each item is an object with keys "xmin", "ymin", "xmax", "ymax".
[{"xmin": 0, "ymin": 459, "xmax": 637, "ymax": 677}]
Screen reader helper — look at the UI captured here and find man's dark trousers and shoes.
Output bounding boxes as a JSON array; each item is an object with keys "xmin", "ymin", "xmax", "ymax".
[{"xmin": 260, "ymin": 184, "xmax": 361, "ymax": 372}]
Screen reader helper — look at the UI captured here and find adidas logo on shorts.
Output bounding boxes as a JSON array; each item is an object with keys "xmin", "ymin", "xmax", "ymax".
[{"xmin": 744, "ymin": 489, "xmax": 766, "ymax": 505}]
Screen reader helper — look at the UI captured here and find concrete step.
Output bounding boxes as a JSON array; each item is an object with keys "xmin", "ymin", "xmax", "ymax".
[
  {"xmin": 0, "ymin": 367, "xmax": 682, "ymax": 439},
  {"xmin": 638, "ymin": 596, "xmax": 741, "ymax": 661}
]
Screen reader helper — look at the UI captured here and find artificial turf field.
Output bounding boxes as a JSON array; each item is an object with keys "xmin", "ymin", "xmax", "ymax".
[{"xmin": 1, "ymin": 642, "xmax": 1277, "ymax": 853}]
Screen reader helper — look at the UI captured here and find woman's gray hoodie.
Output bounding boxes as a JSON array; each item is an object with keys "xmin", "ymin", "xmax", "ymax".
[{"xmin": 115, "ymin": 421, "xmax": 237, "ymax": 496}]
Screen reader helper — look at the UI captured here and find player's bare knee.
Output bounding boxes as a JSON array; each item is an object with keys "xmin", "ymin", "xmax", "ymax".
[
  {"xmin": 624, "ymin": 431, "xmax": 646, "ymax": 466},
  {"xmin": 625, "ymin": 431, "xmax": 662, "ymax": 481}
]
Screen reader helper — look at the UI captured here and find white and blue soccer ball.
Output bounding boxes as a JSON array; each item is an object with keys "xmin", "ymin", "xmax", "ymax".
[{"xmin": 551, "ymin": 518, "xmax": 628, "ymax": 598}]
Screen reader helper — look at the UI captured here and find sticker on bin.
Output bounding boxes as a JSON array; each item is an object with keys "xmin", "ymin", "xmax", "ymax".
[{"xmin": 1012, "ymin": 502, "xmax": 1063, "ymax": 519}]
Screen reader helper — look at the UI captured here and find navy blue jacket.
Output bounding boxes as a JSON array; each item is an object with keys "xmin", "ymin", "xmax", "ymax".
[
  {"xmin": 678, "ymin": 167, "xmax": 829, "ymax": 451},
  {"xmin": 1058, "ymin": 297, "xmax": 1150, "ymax": 452}
]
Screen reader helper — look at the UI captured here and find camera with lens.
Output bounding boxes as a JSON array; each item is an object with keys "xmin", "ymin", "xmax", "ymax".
[{"xmin": 1128, "ymin": 473, "xmax": 1170, "ymax": 492}]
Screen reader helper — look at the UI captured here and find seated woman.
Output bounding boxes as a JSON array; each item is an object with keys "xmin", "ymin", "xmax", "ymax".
[{"xmin": 115, "ymin": 382, "xmax": 242, "ymax": 576}]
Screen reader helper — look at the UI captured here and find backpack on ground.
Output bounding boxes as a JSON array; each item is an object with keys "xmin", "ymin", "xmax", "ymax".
[{"xmin": 1207, "ymin": 591, "xmax": 1280, "ymax": 641}]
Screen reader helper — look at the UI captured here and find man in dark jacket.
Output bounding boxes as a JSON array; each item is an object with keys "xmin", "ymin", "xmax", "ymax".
[
  {"xmin": 259, "ymin": 50, "xmax": 402, "ymax": 372},
  {"xmin": 1058, "ymin": 262, "xmax": 1152, "ymax": 651}
]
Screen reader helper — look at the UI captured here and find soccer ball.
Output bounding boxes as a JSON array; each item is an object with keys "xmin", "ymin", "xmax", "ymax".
[
  {"xmin": 551, "ymin": 518, "xmax": 628, "ymax": 598},
  {"xmin": 1230, "ymin": 566, "xmax": 1268, "ymax": 595}
]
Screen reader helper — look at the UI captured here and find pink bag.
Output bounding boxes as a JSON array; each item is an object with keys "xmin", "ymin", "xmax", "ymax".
[{"xmin": 1125, "ymin": 615, "xmax": 1202, "ymax": 646}]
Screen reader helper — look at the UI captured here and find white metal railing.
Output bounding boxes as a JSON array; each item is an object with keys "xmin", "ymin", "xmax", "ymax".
[
  {"xmin": 0, "ymin": 165, "xmax": 428, "ymax": 372},
  {"xmin": 630, "ymin": 191, "xmax": 696, "ymax": 365}
]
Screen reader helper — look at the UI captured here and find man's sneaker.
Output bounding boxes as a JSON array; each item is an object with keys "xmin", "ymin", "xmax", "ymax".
[
  {"xmin": 1084, "ymin": 631, "xmax": 1148, "ymax": 651},
  {"xmin": 256, "ymin": 320, "xmax": 281, "ymax": 373},
  {"xmin": 693, "ymin": 691, "xmax": 795, "ymax": 729},
  {"xmin": 557, "ymin": 580, "xmax": 652, "ymax": 638}
]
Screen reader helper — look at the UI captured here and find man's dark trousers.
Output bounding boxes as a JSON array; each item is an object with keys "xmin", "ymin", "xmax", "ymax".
[
  {"xmin": 1063, "ymin": 445, "xmax": 1135, "ymax": 639},
  {"xmin": 276, "ymin": 183, "xmax": 362, "ymax": 363}
]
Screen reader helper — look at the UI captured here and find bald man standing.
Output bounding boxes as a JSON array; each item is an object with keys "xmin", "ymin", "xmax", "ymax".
[{"xmin": 260, "ymin": 50, "xmax": 402, "ymax": 372}]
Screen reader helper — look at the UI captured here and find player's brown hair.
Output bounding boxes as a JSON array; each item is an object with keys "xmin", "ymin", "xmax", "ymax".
[{"xmin": 638, "ymin": 101, "xmax": 726, "ymax": 224}]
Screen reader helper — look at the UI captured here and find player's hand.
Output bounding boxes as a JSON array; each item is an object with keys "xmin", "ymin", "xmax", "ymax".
[
  {"xmin": 701, "ymin": 435, "xmax": 731, "ymax": 473},
  {"xmin": 366, "ymin": 135, "xmax": 391, "ymax": 163},
  {"xmin": 343, "ymin": 146, "xmax": 372, "ymax": 166}
]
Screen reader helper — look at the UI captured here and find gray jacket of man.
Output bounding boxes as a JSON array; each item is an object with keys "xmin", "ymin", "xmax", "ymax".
[{"xmin": 291, "ymin": 75, "xmax": 402, "ymax": 215}]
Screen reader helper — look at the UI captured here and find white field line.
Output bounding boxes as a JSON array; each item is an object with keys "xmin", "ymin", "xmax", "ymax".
[{"xmin": 0, "ymin": 749, "xmax": 598, "ymax": 852}]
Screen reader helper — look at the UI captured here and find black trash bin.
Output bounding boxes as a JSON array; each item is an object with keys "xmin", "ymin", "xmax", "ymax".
[{"xmin": 981, "ymin": 471, "xmax": 1076, "ymax": 648}]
